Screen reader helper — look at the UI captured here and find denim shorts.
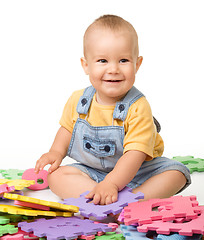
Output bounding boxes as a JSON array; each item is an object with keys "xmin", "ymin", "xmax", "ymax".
[{"xmin": 67, "ymin": 156, "xmax": 191, "ymax": 192}]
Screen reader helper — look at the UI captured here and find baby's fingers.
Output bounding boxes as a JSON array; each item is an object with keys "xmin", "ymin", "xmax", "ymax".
[
  {"xmin": 93, "ymin": 193, "xmax": 101, "ymax": 205},
  {"xmin": 48, "ymin": 160, "xmax": 60, "ymax": 173},
  {"xmin": 35, "ymin": 158, "xmax": 49, "ymax": 173},
  {"xmin": 85, "ymin": 191, "xmax": 94, "ymax": 199}
]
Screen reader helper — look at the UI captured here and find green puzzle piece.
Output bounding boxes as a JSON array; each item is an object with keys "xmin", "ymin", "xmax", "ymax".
[
  {"xmin": 172, "ymin": 156, "xmax": 204, "ymax": 173},
  {"xmin": 0, "ymin": 213, "xmax": 31, "ymax": 225},
  {"xmin": 0, "ymin": 169, "xmax": 25, "ymax": 179},
  {"xmin": 95, "ymin": 232, "xmax": 125, "ymax": 240},
  {"xmin": 0, "ymin": 224, "xmax": 18, "ymax": 236}
]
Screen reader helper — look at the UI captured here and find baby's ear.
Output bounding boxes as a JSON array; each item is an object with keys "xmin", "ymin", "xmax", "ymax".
[
  {"xmin": 136, "ymin": 56, "xmax": 143, "ymax": 73},
  {"xmin": 80, "ymin": 57, "xmax": 89, "ymax": 75}
]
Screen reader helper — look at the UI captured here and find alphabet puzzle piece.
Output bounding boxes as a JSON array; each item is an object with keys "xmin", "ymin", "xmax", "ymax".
[
  {"xmin": 61, "ymin": 187, "xmax": 144, "ymax": 219},
  {"xmin": 0, "ymin": 184, "xmax": 15, "ymax": 196},
  {"xmin": 1, "ymin": 229, "xmax": 39, "ymax": 240},
  {"xmin": 0, "ymin": 213, "xmax": 30, "ymax": 224},
  {"xmin": 137, "ymin": 206, "xmax": 204, "ymax": 236},
  {"xmin": 0, "ymin": 204, "xmax": 73, "ymax": 217},
  {"xmin": 172, "ymin": 156, "xmax": 204, "ymax": 173},
  {"xmin": 0, "ymin": 179, "xmax": 35, "ymax": 190},
  {"xmin": 124, "ymin": 195, "xmax": 200, "ymax": 225},
  {"xmin": 18, "ymin": 216, "xmax": 113, "ymax": 240},
  {"xmin": 120, "ymin": 224, "xmax": 156, "ymax": 239},
  {"xmin": 0, "ymin": 169, "xmax": 24, "ymax": 179},
  {"xmin": 3, "ymin": 193, "xmax": 79, "ymax": 213},
  {"xmin": 14, "ymin": 200, "xmax": 50, "ymax": 211},
  {"xmin": 0, "ymin": 224, "xmax": 18, "ymax": 236},
  {"xmin": 22, "ymin": 168, "xmax": 48, "ymax": 190}
]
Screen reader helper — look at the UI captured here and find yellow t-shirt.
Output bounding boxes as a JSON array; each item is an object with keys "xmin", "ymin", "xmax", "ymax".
[{"xmin": 60, "ymin": 88, "xmax": 164, "ymax": 161}]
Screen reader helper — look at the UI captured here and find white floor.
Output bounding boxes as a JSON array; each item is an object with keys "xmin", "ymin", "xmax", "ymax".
[{"xmin": 22, "ymin": 171, "xmax": 204, "ymax": 205}]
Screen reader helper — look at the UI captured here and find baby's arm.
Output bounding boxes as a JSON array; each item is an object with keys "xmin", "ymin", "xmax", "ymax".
[
  {"xmin": 35, "ymin": 126, "xmax": 72, "ymax": 174},
  {"xmin": 86, "ymin": 150, "xmax": 146, "ymax": 205}
]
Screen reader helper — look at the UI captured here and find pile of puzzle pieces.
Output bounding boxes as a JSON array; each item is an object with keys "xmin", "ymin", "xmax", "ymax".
[
  {"xmin": 119, "ymin": 195, "xmax": 204, "ymax": 239},
  {"xmin": 0, "ymin": 155, "xmax": 204, "ymax": 240},
  {"xmin": 0, "ymin": 169, "xmax": 135, "ymax": 239}
]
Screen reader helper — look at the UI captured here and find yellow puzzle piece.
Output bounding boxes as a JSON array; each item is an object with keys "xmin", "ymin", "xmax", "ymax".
[
  {"xmin": 0, "ymin": 204, "xmax": 73, "ymax": 217},
  {"xmin": 3, "ymin": 193, "xmax": 79, "ymax": 213},
  {"xmin": 0, "ymin": 179, "xmax": 35, "ymax": 190}
]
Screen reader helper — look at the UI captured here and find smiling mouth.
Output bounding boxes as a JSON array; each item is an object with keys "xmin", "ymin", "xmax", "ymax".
[{"xmin": 104, "ymin": 80, "xmax": 122, "ymax": 82}]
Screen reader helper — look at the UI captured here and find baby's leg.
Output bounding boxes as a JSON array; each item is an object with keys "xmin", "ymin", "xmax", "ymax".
[
  {"xmin": 132, "ymin": 170, "xmax": 187, "ymax": 201},
  {"xmin": 47, "ymin": 165, "xmax": 97, "ymax": 199}
]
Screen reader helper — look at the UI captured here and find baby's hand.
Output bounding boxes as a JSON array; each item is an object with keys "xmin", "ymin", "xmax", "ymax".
[
  {"xmin": 35, "ymin": 151, "xmax": 63, "ymax": 174},
  {"xmin": 85, "ymin": 180, "xmax": 119, "ymax": 205}
]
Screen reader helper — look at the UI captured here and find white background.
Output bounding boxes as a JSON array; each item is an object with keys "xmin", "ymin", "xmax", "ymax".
[{"xmin": 0, "ymin": 0, "xmax": 203, "ymax": 198}]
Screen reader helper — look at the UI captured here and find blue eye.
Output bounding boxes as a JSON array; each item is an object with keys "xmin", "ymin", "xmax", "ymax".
[
  {"xmin": 98, "ymin": 59, "xmax": 107, "ymax": 63},
  {"xmin": 120, "ymin": 59, "xmax": 129, "ymax": 63}
]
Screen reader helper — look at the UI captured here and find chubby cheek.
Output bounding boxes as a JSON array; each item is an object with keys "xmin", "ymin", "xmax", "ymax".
[{"xmin": 89, "ymin": 67, "xmax": 104, "ymax": 81}]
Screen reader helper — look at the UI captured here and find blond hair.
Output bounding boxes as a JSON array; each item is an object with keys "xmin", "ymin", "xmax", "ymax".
[{"xmin": 83, "ymin": 15, "xmax": 139, "ymax": 57}]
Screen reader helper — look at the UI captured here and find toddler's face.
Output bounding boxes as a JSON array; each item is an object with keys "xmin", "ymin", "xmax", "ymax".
[{"xmin": 81, "ymin": 28, "xmax": 142, "ymax": 105}]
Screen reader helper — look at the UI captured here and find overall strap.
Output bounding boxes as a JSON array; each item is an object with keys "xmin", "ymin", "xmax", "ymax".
[
  {"xmin": 76, "ymin": 86, "xmax": 96, "ymax": 115},
  {"xmin": 113, "ymin": 86, "xmax": 144, "ymax": 121}
]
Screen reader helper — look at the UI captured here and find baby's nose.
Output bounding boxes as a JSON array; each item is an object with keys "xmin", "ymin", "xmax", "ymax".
[{"xmin": 107, "ymin": 62, "xmax": 120, "ymax": 74}]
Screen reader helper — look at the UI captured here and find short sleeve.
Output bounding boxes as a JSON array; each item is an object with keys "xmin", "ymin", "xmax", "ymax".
[
  {"xmin": 59, "ymin": 90, "xmax": 83, "ymax": 133},
  {"xmin": 123, "ymin": 97, "xmax": 158, "ymax": 160}
]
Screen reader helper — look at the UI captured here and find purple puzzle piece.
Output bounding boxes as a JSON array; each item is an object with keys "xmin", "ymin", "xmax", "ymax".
[
  {"xmin": 60, "ymin": 187, "xmax": 144, "ymax": 219},
  {"xmin": 18, "ymin": 216, "xmax": 112, "ymax": 240}
]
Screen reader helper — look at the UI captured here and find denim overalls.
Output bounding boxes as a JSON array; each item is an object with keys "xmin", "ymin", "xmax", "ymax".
[
  {"xmin": 67, "ymin": 86, "xmax": 144, "ymax": 172},
  {"xmin": 66, "ymin": 85, "xmax": 191, "ymax": 190}
]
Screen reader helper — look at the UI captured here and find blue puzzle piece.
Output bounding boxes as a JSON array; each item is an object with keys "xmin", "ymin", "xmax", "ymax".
[
  {"xmin": 60, "ymin": 187, "xmax": 144, "ymax": 219},
  {"xmin": 120, "ymin": 224, "xmax": 156, "ymax": 240},
  {"xmin": 157, "ymin": 233, "xmax": 202, "ymax": 240}
]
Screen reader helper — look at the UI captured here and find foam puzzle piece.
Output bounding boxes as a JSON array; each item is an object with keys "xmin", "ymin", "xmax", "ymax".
[
  {"xmin": 1, "ymin": 229, "xmax": 39, "ymax": 240},
  {"xmin": 0, "ymin": 213, "xmax": 27, "ymax": 224},
  {"xmin": 120, "ymin": 224, "xmax": 156, "ymax": 240},
  {"xmin": 0, "ymin": 179, "xmax": 35, "ymax": 190},
  {"xmin": 0, "ymin": 184, "xmax": 15, "ymax": 195},
  {"xmin": 1, "ymin": 190, "xmax": 24, "ymax": 200},
  {"xmin": 0, "ymin": 204, "xmax": 73, "ymax": 217},
  {"xmin": 14, "ymin": 200, "xmax": 50, "ymax": 211},
  {"xmin": 79, "ymin": 232, "xmax": 122, "ymax": 240},
  {"xmin": 124, "ymin": 195, "xmax": 200, "ymax": 225},
  {"xmin": 18, "ymin": 216, "xmax": 113, "ymax": 240},
  {"xmin": 61, "ymin": 187, "xmax": 144, "ymax": 219},
  {"xmin": 117, "ymin": 209, "xmax": 137, "ymax": 226},
  {"xmin": 172, "ymin": 156, "xmax": 204, "ymax": 173},
  {"xmin": 3, "ymin": 193, "xmax": 79, "ymax": 213},
  {"xmin": 0, "ymin": 224, "xmax": 18, "ymax": 236},
  {"xmin": 0, "ymin": 234, "xmax": 24, "ymax": 240},
  {"xmin": 79, "ymin": 234, "xmax": 95, "ymax": 240},
  {"xmin": 0, "ymin": 169, "xmax": 24, "ymax": 179},
  {"xmin": 22, "ymin": 168, "xmax": 48, "ymax": 190},
  {"xmin": 157, "ymin": 233, "xmax": 202, "ymax": 240},
  {"xmin": 137, "ymin": 206, "xmax": 204, "ymax": 236},
  {"xmin": 94, "ymin": 232, "xmax": 125, "ymax": 239}
]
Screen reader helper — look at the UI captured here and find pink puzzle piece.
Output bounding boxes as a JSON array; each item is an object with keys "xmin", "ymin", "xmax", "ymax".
[
  {"xmin": 124, "ymin": 195, "xmax": 201, "ymax": 226},
  {"xmin": 0, "ymin": 184, "xmax": 15, "ymax": 196},
  {"xmin": 22, "ymin": 168, "xmax": 48, "ymax": 190},
  {"xmin": 1, "ymin": 229, "xmax": 39, "ymax": 240},
  {"xmin": 14, "ymin": 200, "xmax": 50, "ymax": 211},
  {"xmin": 137, "ymin": 206, "xmax": 204, "ymax": 236}
]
